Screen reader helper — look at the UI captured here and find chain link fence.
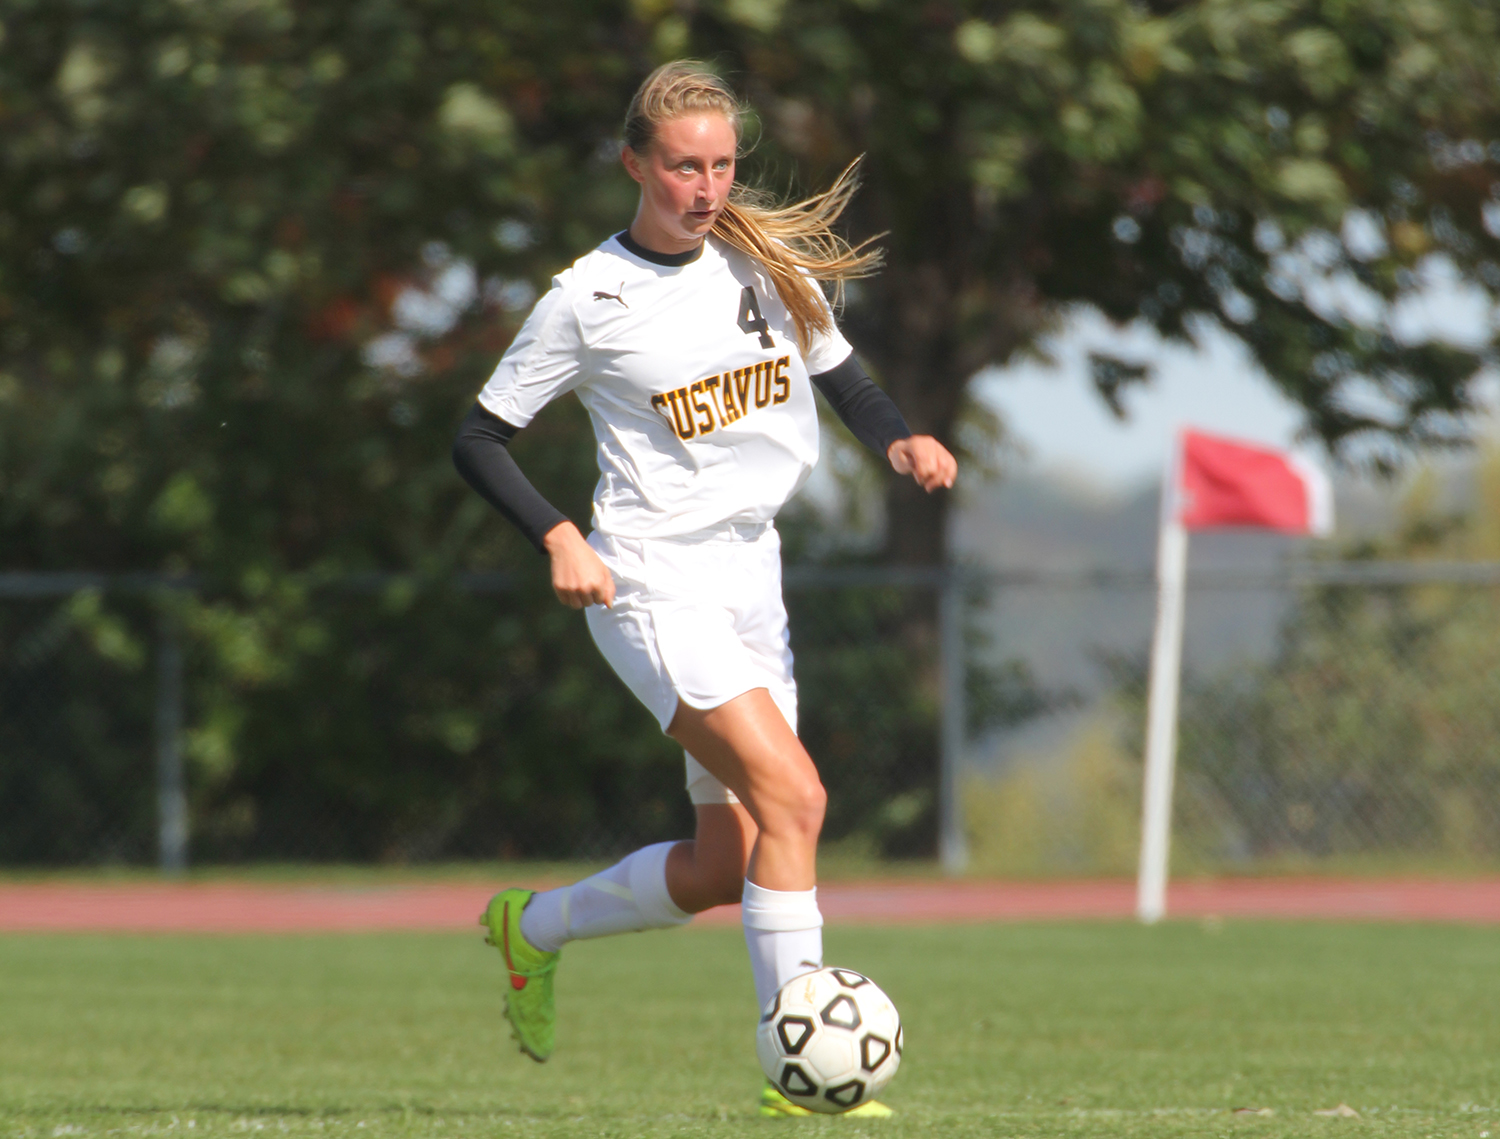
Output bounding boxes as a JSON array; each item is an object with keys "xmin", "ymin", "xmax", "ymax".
[
  {"xmin": 0, "ymin": 582, "xmax": 160, "ymax": 865},
  {"xmin": 1173, "ymin": 567, "xmax": 1500, "ymax": 872},
  {"xmin": 5, "ymin": 564, "xmax": 1500, "ymax": 875},
  {"xmin": 0, "ymin": 569, "xmax": 963, "ymax": 870},
  {"xmin": 962, "ymin": 562, "xmax": 1500, "ymax": 877}
]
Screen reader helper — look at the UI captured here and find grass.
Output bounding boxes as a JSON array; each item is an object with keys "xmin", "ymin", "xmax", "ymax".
[{"xmin": 2, "ymin": 922, "xmax": 1498, "ymax": 1137}]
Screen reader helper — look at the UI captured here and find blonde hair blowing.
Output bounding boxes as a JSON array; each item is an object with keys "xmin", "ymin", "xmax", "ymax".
[{"xmin": 623, "ymin": 61, "xmax": 883, "ymax": 352}]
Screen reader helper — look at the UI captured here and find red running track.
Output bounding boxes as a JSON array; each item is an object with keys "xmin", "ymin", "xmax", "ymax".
[{"xmin": 2, "ymin": 878, "xmax": 1499, "ymax": 933}]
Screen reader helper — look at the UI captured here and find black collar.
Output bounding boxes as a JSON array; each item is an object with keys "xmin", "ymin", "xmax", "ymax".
[{"xmin": 615, "ymin": 229, "xmax": 703, "ymax": 267}]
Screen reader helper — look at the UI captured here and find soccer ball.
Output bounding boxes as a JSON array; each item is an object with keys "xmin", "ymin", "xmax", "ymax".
[{"xmin": 755, "ymin": 967, "xmax": 903, "ymax": 1114}]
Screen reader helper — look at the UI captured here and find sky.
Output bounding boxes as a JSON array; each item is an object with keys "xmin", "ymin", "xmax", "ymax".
[
  {"xmin": 976, "ymin": 257, "xmax": 1499, "ymax": 494},
  {"xmin": 975, "ymin": 310, "xmax": 1306, "ymax": 492}
]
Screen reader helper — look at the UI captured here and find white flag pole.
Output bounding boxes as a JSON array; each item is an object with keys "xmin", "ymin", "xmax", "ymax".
[{"xmin": 1137, "ymin": 434, "xmax": 1190, "ymax": 925}]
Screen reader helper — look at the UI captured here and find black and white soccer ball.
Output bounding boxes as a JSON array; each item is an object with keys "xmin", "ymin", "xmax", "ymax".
[{"xmin": 755, "ymin": 967, "xmax": 903, "ymax": 1114}]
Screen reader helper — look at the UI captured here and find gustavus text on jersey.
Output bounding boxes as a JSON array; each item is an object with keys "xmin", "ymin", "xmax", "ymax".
[{"xmin": 651, "ymin": 355, "xmax": 791, "ymax": 442}]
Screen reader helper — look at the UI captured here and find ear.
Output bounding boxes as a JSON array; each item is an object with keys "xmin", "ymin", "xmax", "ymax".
[{"xmin": 621, "ymin": 145, "xmax": 646, "ymax": 186}]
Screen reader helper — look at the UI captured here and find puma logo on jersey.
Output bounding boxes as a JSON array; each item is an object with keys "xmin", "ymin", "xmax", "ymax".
[
  {"xmin": 593, "ymin": 282, "xmax": 628, "ymax": 307},
  {"xmin": 650, "ymin": 355, "xmax": 791, "ymax": 442}
]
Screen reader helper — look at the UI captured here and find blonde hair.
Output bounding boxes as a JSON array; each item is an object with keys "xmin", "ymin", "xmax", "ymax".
[{"xmin": 623, "ymin": 61, "xmax": 883, "ymax": 352}]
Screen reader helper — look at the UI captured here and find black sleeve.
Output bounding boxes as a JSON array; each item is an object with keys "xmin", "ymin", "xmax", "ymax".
[
  {"xmin": 452, "ymin": 403, "xmax": 570, "ymax": 555},
  {"xmin": 810, "ymin": 355, "xmax": 912, "ymax": 458}
]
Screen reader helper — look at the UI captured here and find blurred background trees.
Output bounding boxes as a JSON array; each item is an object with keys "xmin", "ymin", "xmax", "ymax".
[
  {"xmin": 0, "ymin": 0, "xmax": 675, "ymax": 861},
  {"xmin": 3, "ymin": 0, "xmax": 1499, "ymax": 862},
  {"xmin": 682, "ymin": 0, "xmax": 1500, "ymax": 560}
]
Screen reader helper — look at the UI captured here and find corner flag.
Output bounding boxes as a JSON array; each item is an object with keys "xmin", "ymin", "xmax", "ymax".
[
  {"xmin": 1137, "ymin": 429, "xmax": 1334, "ymax": 924},
  {"xmin": 1179, "ymin": 430, "xmax": 1334, "ymax": 536}
]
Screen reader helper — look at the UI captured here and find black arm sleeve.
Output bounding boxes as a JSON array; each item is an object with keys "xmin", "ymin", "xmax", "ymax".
[
  {"xmin": 451, "ymin": 402, "xmax": 569, "ymax": 555},
  {"xmin": 810, "ymin": 355, "xmax": 913, "ymax": 457}
]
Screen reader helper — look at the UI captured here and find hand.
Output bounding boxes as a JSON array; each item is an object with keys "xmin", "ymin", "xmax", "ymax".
[
  {"xmin": 542, "ymin": 522, "xmax": 615, "ymax": 609},
  {"xmin": 887, "ymin": 435, "xmax": 957, "ymax": 492}
]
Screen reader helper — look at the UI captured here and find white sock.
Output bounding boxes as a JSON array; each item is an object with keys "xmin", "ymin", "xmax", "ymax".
[
  {"xmin": 741, "ymin": 879, "xmax": 824, "ymax": 1012},
  {"xmin": 519, "ymin": 841, "xmax": 691, "ymax": 953}
]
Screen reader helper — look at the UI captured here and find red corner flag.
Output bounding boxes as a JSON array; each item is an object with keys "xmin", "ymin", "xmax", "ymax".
[
  {"xmin": 1138, "ymin": 429, "xmax": 1334, "ymax": 924},
  {"xmin": 1177, "ymin": 430, "xmax": 1333, "ymax": 536}
]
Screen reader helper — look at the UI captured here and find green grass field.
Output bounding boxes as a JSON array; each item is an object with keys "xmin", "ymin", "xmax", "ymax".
[{"xmin": 3, "ymin": 922, "xmax": 1497, "ymax": 1137}]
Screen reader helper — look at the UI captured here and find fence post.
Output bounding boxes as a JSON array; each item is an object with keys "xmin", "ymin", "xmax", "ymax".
[
  {"xmin": 155, "ymin": 605, "xmax": 188, "ymax": 874},
  {"xmin": 938, "ymin": 567, "xmax": 968, "ymax": 876}
]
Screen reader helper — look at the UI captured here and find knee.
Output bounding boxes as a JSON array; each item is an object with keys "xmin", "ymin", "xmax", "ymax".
[
  {"xmin": 802, "ymin": 779, "xmax": 828, "ymax": 831},
  {"xmin": 765, "ymin": 774, "xmax": 826, "ymax": 841}
]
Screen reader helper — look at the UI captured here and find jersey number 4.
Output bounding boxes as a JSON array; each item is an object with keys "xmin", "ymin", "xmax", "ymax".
[{"xmin": 737, "ymin": 286, "xmax": 774, "ymax": 349}]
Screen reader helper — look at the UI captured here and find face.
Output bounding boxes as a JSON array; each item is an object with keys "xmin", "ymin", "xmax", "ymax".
[{"xmin": 622, "ymin": 112, "xmax": 737, "ymax": 249}]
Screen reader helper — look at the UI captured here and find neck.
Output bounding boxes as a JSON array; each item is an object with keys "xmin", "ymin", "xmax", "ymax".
[
  {"xmin": 616, "ymin": 227, "xmax": 703, "ymax": 267},
  {"xmin": 628, "ymin": 212, "xmax": 707, "ymax": 258}
]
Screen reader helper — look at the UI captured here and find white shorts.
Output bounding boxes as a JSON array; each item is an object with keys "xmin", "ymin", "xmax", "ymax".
[{"xmin": 585, "ymin": 521, "xmax": 798, "ymax": 805}]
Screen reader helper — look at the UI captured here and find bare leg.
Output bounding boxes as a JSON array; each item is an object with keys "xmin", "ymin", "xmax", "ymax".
[
  {"xmin": 666, "ymin": 688, "xmax": 826, "ymax": 891},
  {"xmin": 664, "ymin": 803, "xmax": 757, "ymax": 914}
]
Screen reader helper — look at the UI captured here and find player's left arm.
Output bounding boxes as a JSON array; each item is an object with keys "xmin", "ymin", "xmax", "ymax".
[
  {"xmin": 886, "ymin": 435, "xmax": 956, "ymax": 492},
  {"xmin": 810, "ymin": 355, "xmax": 955, "ymax": 494}
]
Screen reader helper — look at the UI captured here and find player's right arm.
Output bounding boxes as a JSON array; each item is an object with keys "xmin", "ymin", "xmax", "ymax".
[
  {"xmin": 541, "ymin": 520, "xmax": 614, "ymax": 609},
  {"xmin": 452, "ymin": 279, "xmax": 615, "ymax": 609}
]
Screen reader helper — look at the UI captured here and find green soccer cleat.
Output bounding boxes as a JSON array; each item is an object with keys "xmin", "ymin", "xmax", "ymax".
[
  {"xmin": 479, "ymin": 888, "xmax": 560, "ymax": 1062},
  {"xmin": 759, "ymin": 1080, "xmax": 895, "ymax": 1119},
  {"xmin": 759, "ymin": 1080, "xmax": 814, "ymax": 1118}
]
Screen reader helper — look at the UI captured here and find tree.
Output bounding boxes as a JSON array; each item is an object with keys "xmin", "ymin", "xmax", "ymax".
[
  {"xmin": 0, "ymin": 0, "xmax": 644, "ymax": 579},
  {"xmin": 0, "ymin": 0, "xmax": 689, "ymax": 861},
  {"xmin": 7, "ymin": 0, "xmax": 1500, "ymax": 862},
  {"xmin": 650, "ymin": 0, "xmax": 1500, "ymax": 852},
  {"xmin": 673, "ymin": 0, "xmax": 1500, "ymax": 564}
]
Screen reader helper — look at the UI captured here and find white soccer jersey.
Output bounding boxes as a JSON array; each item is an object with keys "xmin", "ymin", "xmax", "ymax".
[{"xmin": 477, "ymin": 233, "xmax": 852, "ymax": 539}]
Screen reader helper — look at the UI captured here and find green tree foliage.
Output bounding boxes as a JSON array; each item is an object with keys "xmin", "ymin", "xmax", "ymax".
[
  {"xmin": 0, "ymin": 0, "xmax": 688, "ymax": 861},
  {"xmin": 681, "ymin": 0, "xmax": 1500, "ymax": 852},
  {"xmin": 675, "ymin": 0, "xmax": 1500, "ymax": 558},
  {"xmin": 0, "ymin": 591, "xmax": 158, "ymax": 862},
  {"xmin": 5, "ymin": 0, "xmax": 1500, "ymax": 861},
  {"xmin": 1, "ymin": 0, "xmax": 641, "ymax": 578}
]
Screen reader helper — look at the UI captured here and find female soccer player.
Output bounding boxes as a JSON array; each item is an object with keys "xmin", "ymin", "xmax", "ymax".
[{"xmin": 452, "ymin": 61, "xmax": 955, "ymax": 1117}]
